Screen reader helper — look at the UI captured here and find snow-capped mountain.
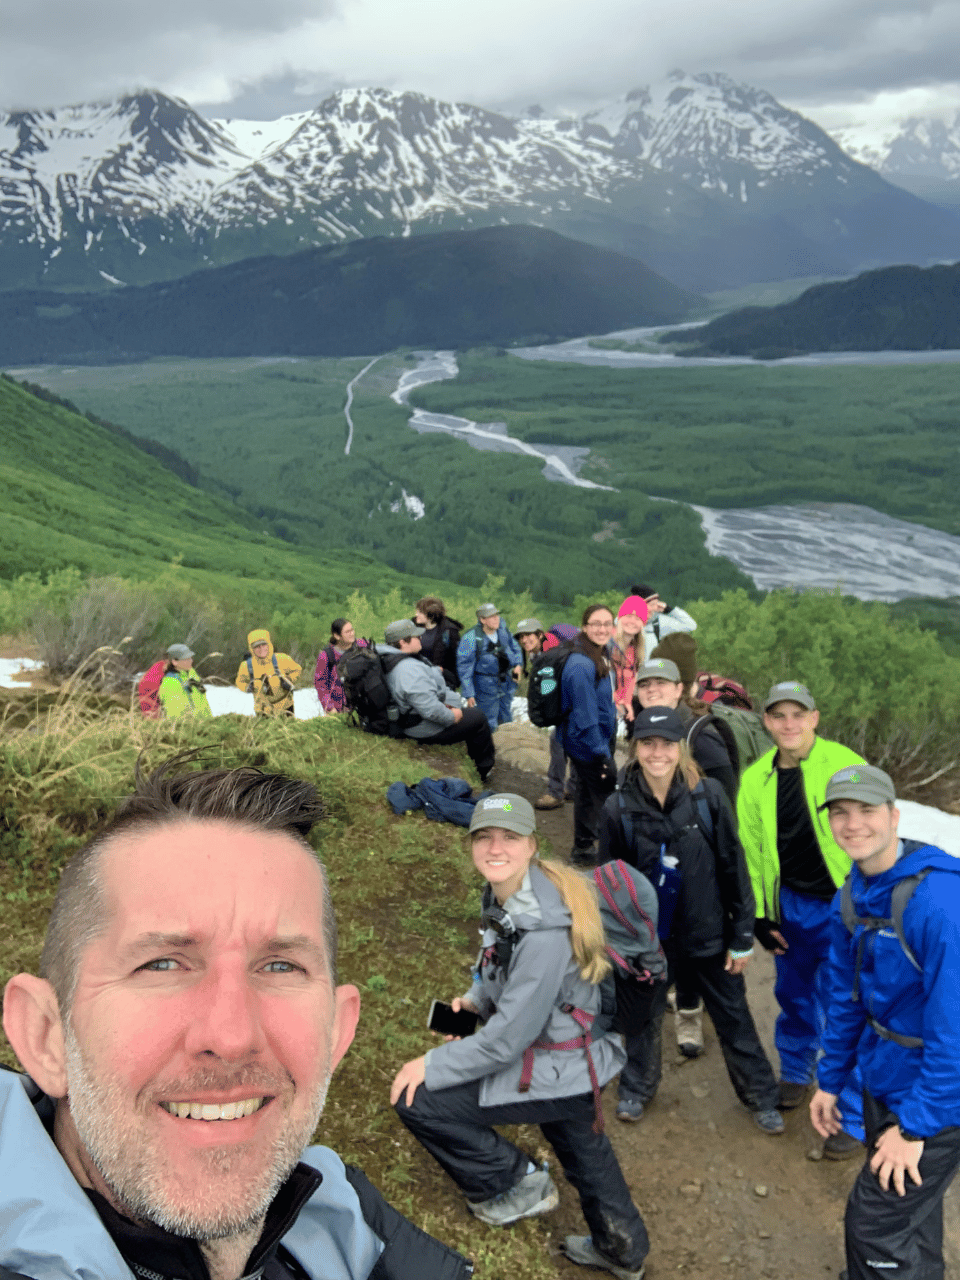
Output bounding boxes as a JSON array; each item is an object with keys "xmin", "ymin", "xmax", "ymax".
[
  {"xmin": 831, "ymin": 114, "xmax": 960, "ymax": 206},
  {"xmin": 2, "ymin": 75, "xmax": 958, "ymax": 295}
]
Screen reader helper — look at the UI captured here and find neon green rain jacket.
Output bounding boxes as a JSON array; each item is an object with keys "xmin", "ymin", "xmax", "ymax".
[
  {"xmin": 158, "ymin": 668, "xmax": 212, "ymax": 719},
  {"xmin": 737, "ymin": 735, "xmax": 864, "ymax": 921}
]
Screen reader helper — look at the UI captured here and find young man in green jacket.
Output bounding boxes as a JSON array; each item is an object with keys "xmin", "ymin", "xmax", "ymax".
[{"xmin": 737, "ymin": 681, "xmax": 865, "ymax": 1157}]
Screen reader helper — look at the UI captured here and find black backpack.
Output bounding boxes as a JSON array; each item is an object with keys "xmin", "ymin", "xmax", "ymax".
[
  {"xmin": 337, "ymin": 646, "xmax": 419, "ymax": 737},
  {"xmin": 527, "ymin": 641, "xmax": 577, "ymax": 728}
]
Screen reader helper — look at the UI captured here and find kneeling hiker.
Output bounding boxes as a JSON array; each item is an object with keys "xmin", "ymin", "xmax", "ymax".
[
  {"xmin": 391, "ymin": 795, "xmax": 649, "ymax": 1280},
  {"xmin": 380, "ymin": 619, "xmax": 495, "ymax": 783},
  {"xmin": 811, "ymin": 766, "xmax": 960, "ymax": 1280}
]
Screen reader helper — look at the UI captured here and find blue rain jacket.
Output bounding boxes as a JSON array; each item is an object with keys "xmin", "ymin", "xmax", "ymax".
[
  {"xmin": 556, "ymin": 650, "xmax": 616, "ymax": 763},
  {"xmin": 455, "ymin": 624, "xmax": 521, "ymax": 701},
  {"xmin": 817, "ymin": 840, "xmax": 960, "ymax": 1138}
]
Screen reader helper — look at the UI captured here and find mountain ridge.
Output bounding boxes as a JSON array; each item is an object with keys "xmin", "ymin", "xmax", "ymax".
[{"xmin": 3, "ymin": 73, "xmax": 959, "ymax": 294}]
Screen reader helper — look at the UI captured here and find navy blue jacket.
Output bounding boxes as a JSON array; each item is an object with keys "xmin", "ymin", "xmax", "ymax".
[
  {"xmin": 556, "ymin": 649, "xmax": 616, "ymax": 763},
  {"xmin": 818, "ymin": 841, "xmax": 960, "ymax": 1138}
]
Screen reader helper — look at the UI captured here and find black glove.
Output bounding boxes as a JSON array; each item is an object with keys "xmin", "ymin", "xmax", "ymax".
[
  {"xmin": 185, "ymin": 678, "xmax": 204, "ymax": 693},
  {"xmin": 597, "ymin": 755, "xmax": 618, "ymax": 794},
  {"xmin": 261, "ymin": 675, "xmax": 273, "ymax": 694},
  {"xmin": 279, "ymin": 676, "xmax": 294, "ymax": 693},
  {"xmin": 754, "ymin": 917, "xmax": 783, "ymax": 952}
]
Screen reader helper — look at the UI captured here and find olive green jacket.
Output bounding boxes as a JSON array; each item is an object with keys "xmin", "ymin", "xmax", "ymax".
[{"xmin": 736, "ymin": 735, "xmax": 864, "ymax": 920}]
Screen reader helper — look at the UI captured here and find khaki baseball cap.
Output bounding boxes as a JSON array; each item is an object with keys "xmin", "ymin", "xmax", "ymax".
[
  {"xmin": 384, "ymin": 619, "xmax": 425, "ymax": 645},
  {"xmin": 821, "ymin": 764, "xmax": 896, "ymax": 809},
  {"xmin": 468, "ymin": 793, "xmax": 536, "ymax": 836},
  {"xmin": 763, "ymin": 681, "xmax": 816, "ymax": 712},
  {"xmin": 477, "ymin": 603, "xmax": 499, "ymax": 620}
]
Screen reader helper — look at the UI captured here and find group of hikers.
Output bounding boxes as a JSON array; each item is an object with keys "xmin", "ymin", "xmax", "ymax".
[{"xmin": 37, "ymin": 583, "xmax": 957, "ymax": 1280}]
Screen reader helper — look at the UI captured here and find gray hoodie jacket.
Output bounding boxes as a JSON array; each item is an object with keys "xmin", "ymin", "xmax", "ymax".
[
  {"xmin": 377, "ymin": 645, "xmax": 461, "ymax": 739},
  {"xmin": 424, "ymin": 865, "xmax": 625, "ymax": 1107}
]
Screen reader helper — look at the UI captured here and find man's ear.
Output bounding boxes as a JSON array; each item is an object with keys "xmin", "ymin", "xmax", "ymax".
[
  {"xmin": 2, "ymin": 974, "xmax": 68, "ymax": 1097},
  {"xmin": 810, "ymin": 709, "xmax": 820, "ymax": 730},
  {"xmin": 329, "ymin": 984, "xmax": 361, "ymax": 1075}
]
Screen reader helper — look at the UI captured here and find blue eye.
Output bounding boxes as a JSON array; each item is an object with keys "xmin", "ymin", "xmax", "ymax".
[
  {"xmin": 139, "ymin": 958, "xmax": 179, "ymax": 972},
  {"xmin": 263, "ymin": 960, "xmax": 300, "ymax": 974}
]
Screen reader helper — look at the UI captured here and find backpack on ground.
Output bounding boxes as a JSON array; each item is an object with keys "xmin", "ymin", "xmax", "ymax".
[
  {"xmin": 687, "ymin": 705, "xmax": 775, "ymax": 778},
  {"xmin": 839, "ymin": 867, "xmax": 932, "ymax": 1049},
  {"xmin": 337, "ymin": 645, "xmax": 419, "ymax": 737},
  {"xmin": 527, "ymin": 641, "xmax": 577, "ymax": 728},
  {"xmin": 137, "ymin": 660, "xmax": 166, "ymax": 718}
]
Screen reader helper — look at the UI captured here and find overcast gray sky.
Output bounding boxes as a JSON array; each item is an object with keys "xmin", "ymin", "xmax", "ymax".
[{"xmin": 5, "ymin": 0, "xmax": 960, "ymax": 138}]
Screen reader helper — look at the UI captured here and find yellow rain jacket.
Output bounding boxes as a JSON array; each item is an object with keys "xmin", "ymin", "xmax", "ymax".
[{"xmin": 235, "ymin": 629, "xmax": 302, "ymax": 718}]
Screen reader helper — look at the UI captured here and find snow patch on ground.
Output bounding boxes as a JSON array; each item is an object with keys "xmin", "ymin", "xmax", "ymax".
[
  {"xmin": 202, "ymin": 685, "xmax": 322, "ymax": 719},
  {"xmin": 0, "ymin": 658, "xmax": 43, "ymax": 687}
]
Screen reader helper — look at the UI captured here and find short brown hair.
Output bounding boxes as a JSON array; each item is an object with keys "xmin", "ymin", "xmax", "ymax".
[
  {"xmin": 415, "ymin": 597, "xmax": 445, "ymax": 625},
  {"xmin": 40, "ymin": 757, "xmax": 337, "ymax": 1013}
]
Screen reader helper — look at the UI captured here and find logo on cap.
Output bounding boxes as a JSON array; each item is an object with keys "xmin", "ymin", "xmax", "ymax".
[
  {"xmin": 650, "ymin": 714, "xmax": 667, "ymax": 722},
  {"xmin": 848, "ymin": 771, "xmax": 861, "ymax": 783},
  {"xmin": 483, "ymin": 798, "xmax": 513, "ymax": 811}
]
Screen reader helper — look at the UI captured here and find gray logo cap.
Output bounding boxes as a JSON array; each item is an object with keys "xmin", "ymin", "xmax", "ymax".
[
  {"xmin": 821, "ymin": 764, "xmax": 896, "ymax": 810},
  {"xmin": 166, "ymin": 643, "xmax": 194, "ymax": 661},
  {"xmin": 476, "ymin": 603, "xmax": 499, "ymax": 620},
  {"xmin": 514, "ymin": 617, "xmax": 544, "ymax": 636},
  {"xmin": 384, "ymin": 618, "xmax": 426, "ymax": 645},
  {"xmin": 636, "ymin": 658, "xmax": 681, "ymax": 684},
  {"xmin": 468, "ymin": 792, "xmax": 536, "ymax": 836},
  {"xmin": 763, "ymin": 681, "xmax": 816, "ymax": 712}
]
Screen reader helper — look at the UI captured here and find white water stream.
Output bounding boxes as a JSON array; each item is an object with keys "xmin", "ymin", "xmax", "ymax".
[{"xmin": 392, "ymin": 348, "xmax": 960, "ymax": 602}]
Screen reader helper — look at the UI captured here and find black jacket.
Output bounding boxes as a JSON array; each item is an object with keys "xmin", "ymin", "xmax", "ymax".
[
  {"xmin": 598, "ymin": 769, "xmax": 756, "ymax": 957},
  {"xmin": 417, "ymin": 618, "xmax": 463, "ymax": 689}
]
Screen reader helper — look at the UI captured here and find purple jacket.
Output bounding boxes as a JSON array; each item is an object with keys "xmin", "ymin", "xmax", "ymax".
[{"xmin": 314, "ymin": 639, "xmax": 367, "ymax": 712}]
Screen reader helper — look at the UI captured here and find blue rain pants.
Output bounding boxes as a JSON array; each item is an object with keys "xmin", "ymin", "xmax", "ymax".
[
  {"xmin": 474, "ymin": 674, "xmax": 515, "ymax": 733},
  {"xmin": 776, "ymin": 883, "xmax": 864, "ymax": 1140}
]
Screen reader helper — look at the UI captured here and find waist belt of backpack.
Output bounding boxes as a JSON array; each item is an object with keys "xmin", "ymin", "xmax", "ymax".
[
  {"xmin": 865, "ymin": 1015, "xmax": 923, "ymax": 1050},
  {"xmin": 517, "ymin": 1005, "xmax": 604, "ymax": 1133}
]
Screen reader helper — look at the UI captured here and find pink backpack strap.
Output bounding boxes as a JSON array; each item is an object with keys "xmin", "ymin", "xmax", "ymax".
[{"xmin": 517, "ymin": 1007, "xmax": 604, "ymax": 1133}]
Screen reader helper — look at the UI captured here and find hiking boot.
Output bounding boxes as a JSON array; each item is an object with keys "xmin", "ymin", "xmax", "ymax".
[
  {"xmin": 562, "ymin": 1235, "xmax": 645, "ymax": 1280},
  {"xmin": 777, "ymin": 1080, "xmax": 810, "ymax": 1110},
  {"xmin": 824, "ymin": 1131, "xmax": 863, "ymax": 1161},
  {"xmin": 468, "ymin": 1165, "xmax": 559, "ymax": 1226},
  {"xmin": 675, "ymin": 1001, "xmax": 704, "ymax": 1058},
  {"xmin": 753, "ymin": 1108, "xmax": 785, "ymax": 1135},
  {"xmin": 534, "ymin": 793, "xmax": 563, "ymax": 810},
  {"xmin": 616, "ymin": 1097, "xmax": 645, "ymax": 1123}
]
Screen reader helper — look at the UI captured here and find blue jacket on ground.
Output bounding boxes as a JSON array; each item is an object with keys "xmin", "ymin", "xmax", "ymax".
[
  {"xmin": 817, "ymin": 840, "xmax": 960, "ymax": 1139},
  {"xmin": 455, "ymin": 624, "xmax": 521, "ymax": 701},
  {"xmin": 556, "ymin": 650, "xmax": 616, "ymax": 763}
]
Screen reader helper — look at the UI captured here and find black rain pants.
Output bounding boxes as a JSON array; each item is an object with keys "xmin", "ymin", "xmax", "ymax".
[{"xmin": 395, "ymin": 1078, "xmax": 648, "ymax": 1271}]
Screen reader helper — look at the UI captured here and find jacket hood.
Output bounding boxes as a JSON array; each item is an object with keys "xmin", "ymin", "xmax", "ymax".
[
  {"xmin": 247, "ymin": 629, "xmax": 274, "ymax": 657},
  {"xmin": 856, "ymin": 839, "xmax": 960, "ymax": 891},
  {"xmin": 490, "ymin": 863, "xmax": 571, "ymax": 933}
]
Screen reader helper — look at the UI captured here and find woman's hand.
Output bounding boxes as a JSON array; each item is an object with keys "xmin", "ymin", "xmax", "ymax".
[
  {"xmin": 466, "ymin": 697, "xmax": 476, "ymax": 708},
  {"xmin": 390, "ymin": 1056, "xmax": 427, "ymax": 1108},
  {"xmin": 724, "ymin": 949, "xmax": 752, "ymax": 975},
  {"xmin": 440, "ymin": 996, "xmax": 479, "ymax": 1042}
]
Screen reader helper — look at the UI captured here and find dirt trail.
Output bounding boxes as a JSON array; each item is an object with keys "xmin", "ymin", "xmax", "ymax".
[{"xmin": 482, "ymin": 728, "xmax": 959, "ymax": 1280}]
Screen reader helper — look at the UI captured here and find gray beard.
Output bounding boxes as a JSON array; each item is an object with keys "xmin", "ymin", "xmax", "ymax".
[{"xmin": 63, "ymin": 1028, "xmax": 330, "ymax": 1241}]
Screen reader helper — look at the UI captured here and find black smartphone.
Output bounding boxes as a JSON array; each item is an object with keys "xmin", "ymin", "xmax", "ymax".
[{"xmin": 427, "ymin": 999, "xmax": 479, "ymax": 1037}]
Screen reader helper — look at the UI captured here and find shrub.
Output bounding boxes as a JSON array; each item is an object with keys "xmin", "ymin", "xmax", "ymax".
[{"xmin": 690, "ymin": 589, "xmax": 960, "ymax": 789}]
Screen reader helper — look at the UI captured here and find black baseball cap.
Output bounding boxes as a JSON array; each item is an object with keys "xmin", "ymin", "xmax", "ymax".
[{"xmin": 632, "ymin": 706, "xmax": 686, "ymax": 741}]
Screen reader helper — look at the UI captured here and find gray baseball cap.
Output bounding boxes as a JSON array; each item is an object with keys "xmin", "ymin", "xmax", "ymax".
[
  {"xmin": 469, "ymin": 792, "xmax": 536, "ymax": 836},
  {"xmin": 763, "ymin": 681, "xmax": 816, "ymax": 712},
  {"xmin": 166, "ymin": 643, "xmax": 194, "ymax": 661},
  {"xmin": 384, "ymin": 618, "xmax": 425, "ymax": 646},
  {"xmin": 476, "ymin": 603, "xmax": 500, "ymax": 620},
  {"xmin": 821, "ymin": 764, "xmax": 896, "ymax": 810},
  {"xmin": 636, "ymin": 658, "xmax": 681, "ymax": 684},
  {"xmin": 514, "ymin": 617, "xmax": 544, "ymax": 636}
]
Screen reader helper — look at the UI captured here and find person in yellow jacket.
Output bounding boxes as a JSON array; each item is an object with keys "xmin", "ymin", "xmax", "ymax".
[
  {"xmin": 235, "ymin": 629, "xmax": 302, "ymax": 718},
  {"xmin": 158, "ymin": 644, "xmax": 212, "ymax": 720}
]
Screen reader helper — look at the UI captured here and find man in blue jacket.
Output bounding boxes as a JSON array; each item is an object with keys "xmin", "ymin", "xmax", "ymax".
[
  {"xmin": 1, "ymin": 763, "xmax": 469, "ymax": 1280},
  {"xmin": 810, "ymin": 764, "xmax": 960, "ymax": 1280},
  {"xmin": 456, "ymin": 604, "xmax": 522, "ymax": 733}
]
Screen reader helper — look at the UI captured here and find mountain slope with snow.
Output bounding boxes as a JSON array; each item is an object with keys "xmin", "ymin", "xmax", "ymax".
[
  {"xmin": 832, "ymin": 114, "xmax": 960, "ymax": 208},
  {"xmin": 2, "ymin": 76, "xmax": 959, "ymax": 294}
]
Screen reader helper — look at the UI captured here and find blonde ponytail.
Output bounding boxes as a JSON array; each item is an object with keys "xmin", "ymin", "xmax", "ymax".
[{"xmin": 537, "ymin": 859, "xmax": 611, "ymax": 985}]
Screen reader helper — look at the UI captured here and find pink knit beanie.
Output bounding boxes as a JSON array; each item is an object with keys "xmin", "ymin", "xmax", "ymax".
[{"xmin": 617, "ymin": 595, "xmax": 649, "ymax": 623}]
